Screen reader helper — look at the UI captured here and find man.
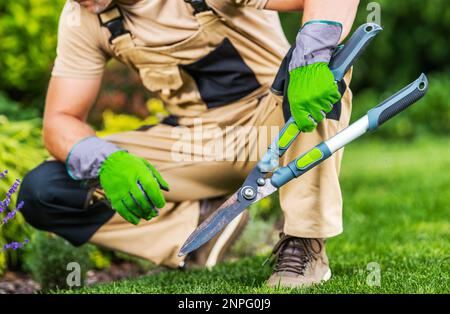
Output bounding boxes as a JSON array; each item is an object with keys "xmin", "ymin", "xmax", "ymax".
[{"xmin": 18, "ymin": 0, "xmax": 359, "ymax": 288}]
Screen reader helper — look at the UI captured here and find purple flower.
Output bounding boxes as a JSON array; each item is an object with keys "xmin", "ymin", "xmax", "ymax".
[
  {"xmin": 0, "ymin": 178, "xmax": 21, "ymax": 213},
  {"xmin": 1, "ymin": 201, "xmax": 24, "ymax": 225},
  {"xmin": 2, "ymin": 239, "xmax": 29, "ymax": 252},
  {"xmin": 0, "ymin": 170, "xmax": 8, "ymax": 179},
  {"xmin": 3, "ymin": 241, "xmax": 22, "ymax": 251},
  {"xmin": 1, "ymin": 170, "xmax": 29, "ymax": 251}
]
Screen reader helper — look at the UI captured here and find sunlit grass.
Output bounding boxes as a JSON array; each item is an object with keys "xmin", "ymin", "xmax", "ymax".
[{"xmin": 58, "ymin": 137, "xmax": 450, "ymax": 294}]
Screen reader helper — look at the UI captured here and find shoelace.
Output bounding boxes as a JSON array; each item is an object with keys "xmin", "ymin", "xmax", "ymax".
[{"xmin": 263, "ymin": 233, "xmax": 322, "ymax": 275}]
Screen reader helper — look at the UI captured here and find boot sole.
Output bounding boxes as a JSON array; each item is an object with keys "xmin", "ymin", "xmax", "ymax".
[{"xmin": 266, "ymin": 267, "xmax": 332, "ymax": 288}]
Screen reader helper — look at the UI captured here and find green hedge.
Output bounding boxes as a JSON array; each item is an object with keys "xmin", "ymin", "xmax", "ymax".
[
  {"xmin": 351, "ymin": 71, "xmax": 450, "ymax": 139},
  {"xmin": 0, "ymin": 0, "xmax": 65, "ymax": 102}
]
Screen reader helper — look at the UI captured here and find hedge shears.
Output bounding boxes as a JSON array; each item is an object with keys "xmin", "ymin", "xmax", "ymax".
[{"xmin": 179, "ymin": 23, "xmax": 428, "ymax": 257}]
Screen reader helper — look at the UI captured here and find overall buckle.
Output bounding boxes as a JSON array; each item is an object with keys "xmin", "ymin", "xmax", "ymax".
[
  {"xmin": 98, "ymin": 6, "xmax": 131, "ymax": 43},
  {"xmin": 184, "ymin": 0, "xmax": 212, "ymax": 14}
]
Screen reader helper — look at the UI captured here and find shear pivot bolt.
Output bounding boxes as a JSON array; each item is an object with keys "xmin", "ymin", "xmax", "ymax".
[
  {"xmin": 242, "ymin": 187, "xmax": 256, "ymax": 200},
  {"xmin": 257, "ymin": 178, "xmax": 266, "ymax": 186}
]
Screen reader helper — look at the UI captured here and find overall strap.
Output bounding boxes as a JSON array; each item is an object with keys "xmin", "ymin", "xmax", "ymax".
[
  {"xmin": 184, "ymin": 0, "xmax": 212, "ymax": 14},
  {"xmin": 98, "ymin": 5, "xmax": 130, "ymax": 43}
]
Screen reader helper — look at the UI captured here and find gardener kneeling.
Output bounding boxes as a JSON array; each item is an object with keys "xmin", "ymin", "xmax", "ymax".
[{"xmin": 18, "ymin": 0, "xmax": 359, "ymax": 288}]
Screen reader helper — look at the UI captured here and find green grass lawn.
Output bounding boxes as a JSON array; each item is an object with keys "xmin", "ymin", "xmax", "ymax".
[{"xmin": 60, "ymin": 137, "xmax": 450, "ymax": 294}]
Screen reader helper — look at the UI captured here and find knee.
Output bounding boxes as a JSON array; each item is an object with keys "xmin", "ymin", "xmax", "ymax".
[{"xmin": 18, "ymin": 162, "xmax": 64, "ymax": 229}]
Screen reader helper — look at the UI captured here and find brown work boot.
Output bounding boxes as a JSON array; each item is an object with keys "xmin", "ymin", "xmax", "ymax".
[
  {"xmin": 266, "ymin": 233, "xmax": 331, "ymax": 288},
  {"xmin": 183, "ymin": 196, "xmax": 249, "ymax": 269}
]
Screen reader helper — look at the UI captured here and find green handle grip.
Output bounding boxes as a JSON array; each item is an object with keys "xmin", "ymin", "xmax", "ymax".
[
  {"xmin": 367, "ymin": 73, "xmax": 428, "ymax": 130},
  {"xmin": 258, "ymin": 117, "xmax": 298, "ymax": 172},
  {"xmin": 271, "ymin": 142, "xmax": 332, "ymax": 188}
]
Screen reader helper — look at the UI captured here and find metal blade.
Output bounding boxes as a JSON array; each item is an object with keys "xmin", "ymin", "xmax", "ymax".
[
  {"xmin": 179, "ymin": 192, "xmax": 242, "ymax": 257},
  {"xmin": 179, "ymin": 179, "xmax": 277, "ymax": 256}
]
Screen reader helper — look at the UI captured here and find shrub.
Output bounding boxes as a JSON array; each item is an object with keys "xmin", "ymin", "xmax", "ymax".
[
  {"xmin": 0, "ymin": 0, "xmax": 65, "ymax": 103},
  {"xmin": 0, "ymin": 92, "xmax": 40, "ymax": 121},
  {"xmin": 23, "ymin": 232, "xmax": 92, "ymax": 291}
]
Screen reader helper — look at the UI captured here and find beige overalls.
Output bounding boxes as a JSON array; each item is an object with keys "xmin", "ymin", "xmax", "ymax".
[{"xmin": 89, "ymin": 3, "xmax": 353, "ymax": 267}]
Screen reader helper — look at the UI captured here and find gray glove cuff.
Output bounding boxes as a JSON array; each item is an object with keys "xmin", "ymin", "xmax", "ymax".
[
  {"xmin": 289, "ymin": 20, "xmax": 343, "ymax": 71},
  {"xmin": 66, "ymin": 136, "xmax": 123, "ymax": 180}
]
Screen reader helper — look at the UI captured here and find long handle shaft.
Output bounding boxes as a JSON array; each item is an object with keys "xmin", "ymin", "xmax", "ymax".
[{"xmin": 271, "ymin": 74, "xmax": 429, "ymax": 188}]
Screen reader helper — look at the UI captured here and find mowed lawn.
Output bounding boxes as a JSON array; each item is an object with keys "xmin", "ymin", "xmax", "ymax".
[{"xmin": 60, "ymin": 137, "xmax": 450, "ymax": 294}]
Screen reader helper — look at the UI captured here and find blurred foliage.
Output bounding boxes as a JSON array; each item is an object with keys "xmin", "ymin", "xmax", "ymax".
[
  {"xmin": 280, "ymin": 1, "xmax": 450, "ymax": 139},
  {"xmin": 113, "ymin": 251, "xmax": 156, "ymax": 272},
  {"xmin": 351, "ymin": 0, "xmax": 450, "ymax": 92},
  {"xmin": 97, "ymin": 98, "xmax": 165, "ymax": 136},
  {"xmin": 0, "ymin": 114, "xmax": 47, "ymax": 274},
  {"xmin": 23, "ymin": 232, "xmax": 92, "ymax": 291},
  {"xmin": 0, "ymin": 0, "xmax": 65, "ymax": 103},
  {"xmin": 0, "ymin": 92, "xmax": 40, "ymax": 121},
  {"xmin": 0, "ymin": 0, "xmax": 447, "ymax": 106},
  {"xmin": 89, "ymin": 246, "xmax": 112, "ymax": 270},
  {"xmin": 90, "ymin": 61, "xmax": 159, "ymax": 127},
  {"xmin": 0, "ymin": 245, "xmax": 5, "ymax": 277},
  {"xmin": 279, "ymin": 0, "xmax": 450, "ymax": 93},
  {"xmin": 352, "ymin": 71, "xmax": 450, "ymax": 139},
  {"xmin": 0, "ymin": 0, "xmax": 447, "ymax": 136},
  {"xmin": 278, "ymin": 11, "xmax": 301, "ymax": 43}
]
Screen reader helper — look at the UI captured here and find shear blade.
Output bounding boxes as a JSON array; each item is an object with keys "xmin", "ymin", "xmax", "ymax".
[
  {"xmin": 178, "ymin": 192, "xmax": 245, "ymax": 257},
  {"xmin": 179, "ymin": 178, "xmax": 277, "ymax": 257}
]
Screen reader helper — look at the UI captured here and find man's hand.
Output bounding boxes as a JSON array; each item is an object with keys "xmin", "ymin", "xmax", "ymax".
[
  {"xmin": 264, "ymin": 0, "xmax": 359, "ymax": 132},
  {"xmin": 65, "ymin": 136, "xmax": 169, "ymax": 225},
  {"xmin": 287, "ymin": 21, "xmax": 343, "ymax": 132},
  {"xmin": 99, "ymin": 151, "xmax": 169, "ymax": 225}
]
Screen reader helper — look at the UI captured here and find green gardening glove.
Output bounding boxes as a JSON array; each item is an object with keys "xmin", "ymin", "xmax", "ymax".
[
  {"xmin": 287, "ymin": 20, "xmax": 343, "ymax": 132},
  {"xmin": 99, "ymin": 151, "xmax": 169, "ymax": 225},
  {"xmin": 288, "ymin": 63, "xmax": 341, "ymax": 132}
]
